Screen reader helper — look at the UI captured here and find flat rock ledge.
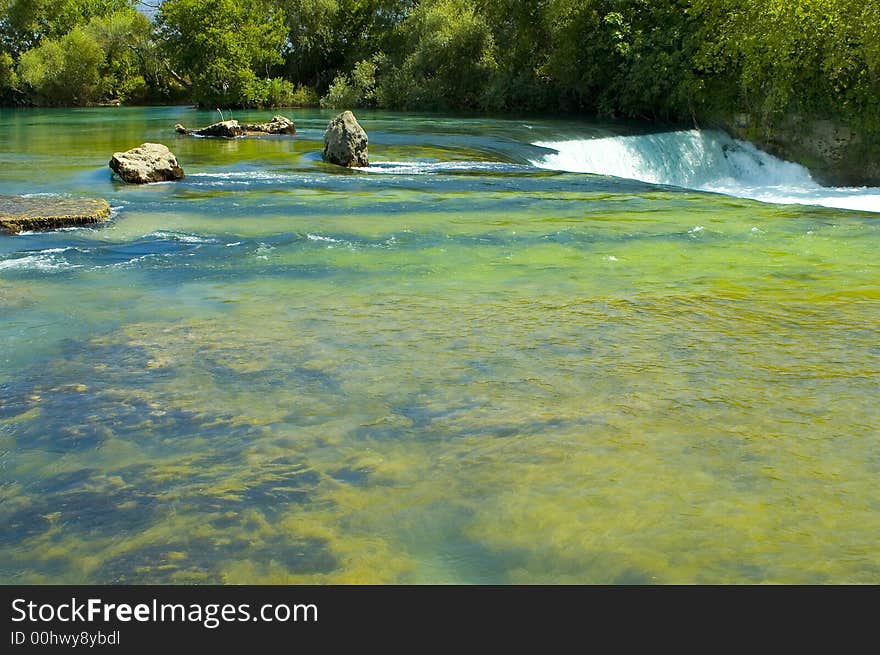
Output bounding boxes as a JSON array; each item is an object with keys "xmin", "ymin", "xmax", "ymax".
[
  {"xmin": 0, "ymin": 195, "xmax": 111, "ymax": 234},
  {"xmin": 175, "ymin": 115, "xmax": 296, "ymax": 138},
  {"xmin": 109, "ymin": 143, "xmax": 185, "ymax": 184}
]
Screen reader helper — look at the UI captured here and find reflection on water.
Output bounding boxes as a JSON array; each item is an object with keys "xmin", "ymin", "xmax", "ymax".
[{"xmin": 0, "ymin": 107, "xmax": 878, "ymax": 583}]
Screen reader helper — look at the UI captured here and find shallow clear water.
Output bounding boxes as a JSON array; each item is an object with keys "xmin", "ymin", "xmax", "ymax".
[{"xmin": 1, "ymin": 107, "xmax": 878, "ymax": 584}]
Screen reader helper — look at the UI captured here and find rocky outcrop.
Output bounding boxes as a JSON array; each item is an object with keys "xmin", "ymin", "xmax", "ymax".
[
  {"xmin": 242, "ymin": 115, "xmax": 296, "ymax": 135},
  {"xmin": 0, "ymin": 195, "xmax": 111, "ymax": 233},
  {"xmin": 322, "ymin": 111, "xmax": 369, "ymax": 167},
  {"xmin": 724, "ymin": 114, "xmax": 880, "ymax": 187},
  {"xmin": 175, "ymin": 115, "xmax": 296, "ymax": 137},
  {"xmin": 109, "ymin": 143, "xmax": 185, "ymax": 184},
  {"xmin": 176, "ymin": 120, "xmax": 243, "ymax": 138}
]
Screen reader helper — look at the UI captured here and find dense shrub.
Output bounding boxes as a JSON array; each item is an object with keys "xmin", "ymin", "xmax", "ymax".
[
  {"xmin": 17, "ymin": 27, "xmax": 104, "ymax": 104},
  {"xmin": 290, "ymin": 84, "xmax": 320, "ymax": 107},
  {"xmin": 157, "ymin": 0, "xmax": 287, "ymax": 107},
  {"xmin": 320, "ymin": 58, "xmax": 377, "ymax": 108},
  {"xmin": 376, "ymin": 0, "xmax": 498, "ymax": 111}
]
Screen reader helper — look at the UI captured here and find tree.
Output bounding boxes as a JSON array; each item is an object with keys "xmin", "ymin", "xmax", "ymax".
[
  {"xmin": 320, "ymin": 57, "xmax": 377, "ymax": 108},
  {"xmin": 84, "ymin": 9, "xmax": 154, "ymax": 101},
  {"xmin": 17, "ymin": 26, "xmax": 104, "ymax": 104},
  {"xmin": 157, "ymin": 0, "xmax": 288, "ymax": 107},
  {"xmin": 377, "ymin": 0, "xmax": 498, "ymax": 111},
  {"xmin": 691, "ymin": 0, "xmax": 880, "ymax": 132},
  {"xmin": 279, "ymin": 0, "xmax": 413, "ymax": 90},
  {"xmin": 0, "ymin": 0, "xmax": 133, "ymax": 54},
  {"xmin": 541, "ymin": 0, "xmax": 701, "ymax": 119},
  {"xmin": 0, "ymin": 49, "xmax": 19, "ymax": 102},
  {"xmin": 475, "ymin": 0, "xmax": 555, "ymax": 111}
]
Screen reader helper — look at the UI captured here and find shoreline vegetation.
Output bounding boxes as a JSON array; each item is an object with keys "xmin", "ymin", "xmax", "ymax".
[{"xmin": 1, "ymin": 0, "xmax": 879, "ymax": 185}]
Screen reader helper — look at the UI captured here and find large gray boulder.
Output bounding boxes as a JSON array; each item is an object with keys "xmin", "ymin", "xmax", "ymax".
[
  {"xmin": 323, "ymin": 111, "xmax": 369, "ymax": 167},
  {"xmin": 109, "ymin": 143, "xmax": 185, "ymax": 184},
  {"xmin": 0, "ymin": 195, "xmax": 111, "ymax": 233}
]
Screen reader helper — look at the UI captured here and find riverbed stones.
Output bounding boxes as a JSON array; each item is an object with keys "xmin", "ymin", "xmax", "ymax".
[
  {"xmin": 109, "ymin": 143, "xmax": 185, "ymax": 184},
  {"xmin": 0, "ymin": 195, "xmax": 111, "ymax": 233},
  {"xmin": 322, "ymin": 111, "xmax": 369, "ymax": 167}
]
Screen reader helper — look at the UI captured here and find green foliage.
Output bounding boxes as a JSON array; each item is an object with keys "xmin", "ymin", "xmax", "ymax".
[
  {"xmin": 83, "ymin": 9, "xmax": 154, "ymax": 102},
  {"xmin": 240, "ymin": 76, "xmax": 298, "ymax": 108},
  {"xmin": 278, "ymin": 0, "xmax": 412, "ymax": 89},
  {"xmin": 17, "ymin": 26, "xmax": 104, "ymax": 104},
  {"xmin": 691, "ymin": 0, "xmax": 880, "ymax": 132},
  {"xmin": 320, "ymin": 58, "xmax": 376, "ymax": 108},
  {"xmin": 320, "ymin": 73, "xmax": 359, "ymax": 110},
  {"xmin": 377, "ymin": 0, "xmax": 498, "ymax": 111},
  {"xmin": 289, "ymin": 83, "xmax": 319, "ymax": 107},
  {"xmin": 12, "ymin": 7, "xmax": 174, "ymax": 105},
  {"xmin": 0, "ymin": 48, "xmax": 20, "ymax": 102},
  {"xmin": 0, "ymin": 50, "xmax": 15, "ymax": 87},
  {"xmin": 0, "ymin": 0, "xmax": 877, "ymax": 140},
  {"xmin": 473, "ymin": 0, "xmax": 554, "ymax": 112},
  {"xmin": 0, "ymin": 0, "xmax": 134, "ymax": 54},
  {"xmin": 539, "ymin": 1, "xmax": 700, "ymax": 119},
  {"xmin": 157, "ymin": 0, "xmax": 287, "ymax": 107},
  {"xmin": 3, "ymin": 2, "xmax": 176, "ymax": 105}
]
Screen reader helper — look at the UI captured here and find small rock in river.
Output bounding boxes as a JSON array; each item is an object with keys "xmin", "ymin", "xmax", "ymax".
[{"xmin": 109, "ymin": 143, "xmax": 185, "ymax": 184}]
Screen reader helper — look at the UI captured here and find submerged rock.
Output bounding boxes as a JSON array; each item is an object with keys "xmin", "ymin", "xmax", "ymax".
[
  {"xmin": 109, "ymin": 143, "xmax": 185, "ymax": 184},
  {"xmin": 323, "ymin": 111, "xmax": 369, "ymax": 167},
  {"xmin": 0, "ymin": 195, "xmax": 111, "ymax": 233},
  {"xmin": 176, "ymin": 115, "xmax": 296, "ymax": 137}
]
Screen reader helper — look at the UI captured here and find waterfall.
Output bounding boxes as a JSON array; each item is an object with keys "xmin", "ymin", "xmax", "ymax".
[{"xmin": 530, "ymin": 129, "xmax": 880, "ymax": 213}]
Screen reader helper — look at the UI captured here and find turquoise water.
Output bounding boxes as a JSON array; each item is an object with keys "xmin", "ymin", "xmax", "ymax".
[{"xmin": 1, "ymin": 106, "xmax": 879, "ymax": 583}]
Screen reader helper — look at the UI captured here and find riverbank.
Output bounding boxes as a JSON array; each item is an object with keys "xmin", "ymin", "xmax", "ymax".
[
  {"xmin": 3, "ymin": 2, "xmax": 877, "ymax": 189},
  {"xmin": 720, "ymin": 115, "xmax": 880, "ymax": 188}
]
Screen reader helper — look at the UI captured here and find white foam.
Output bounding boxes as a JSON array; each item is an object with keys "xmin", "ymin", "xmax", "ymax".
[
  {"xmin": 531, "ymin": 130, "xmax": 880, "ymax": 213},
  {"xmin": 307, "ymin": 234, "xmax": 341, "ymax": 243},
  {"xmin": 357, "ymin": 161, "xmax": 522, "ymax": 175},
  {"xmin": 0, "ymin": 254, "xmax": 78, "ymax": 271},
  {"xmin": 147, "ymin": 231, "xmax": 217, "ymax": 244},
  {"xmin": 183, "ymin": 171, "xmax": 302, "ymax": 188},
  {"xmin": 34, "ymin": 247, "xmax": 74, "ymax": 254}
]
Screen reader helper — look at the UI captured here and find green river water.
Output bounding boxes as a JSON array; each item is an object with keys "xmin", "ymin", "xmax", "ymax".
[{"xmin": 0, "ymin": 107, "xmax": 878, "ymax": 583}]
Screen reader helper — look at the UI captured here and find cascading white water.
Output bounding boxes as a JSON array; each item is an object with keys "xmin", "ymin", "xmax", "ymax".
[{"xmin": 531, "ymin": 129, "xmax": 880, "ymax": 213}]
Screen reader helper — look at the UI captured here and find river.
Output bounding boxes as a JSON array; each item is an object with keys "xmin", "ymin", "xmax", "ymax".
[{"xmin": 1, "ymin": 106, "xmax": 878, "ymax": 583}]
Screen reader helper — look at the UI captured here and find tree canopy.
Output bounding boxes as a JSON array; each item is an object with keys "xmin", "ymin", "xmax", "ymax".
[{"xmin": 1, "ymin": 0, "xmax": 878, "ymax": 140}]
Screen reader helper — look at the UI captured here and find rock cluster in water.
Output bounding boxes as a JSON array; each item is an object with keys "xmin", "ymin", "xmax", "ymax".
[
  {"xmin": 109, "ymin": 143, "xmax": 185, "ymax": 184},
  {"xmin": 323, "ymin": 111, "xmax": 369, "ymax": 168},
  {"xmin": 0, "ymin": 195, "xmax": 111, "ymax": 233},
  {"xmin": 5, "ymin": 110, "xmax": 370, "ymax": 234},
  {"xmin": 176, "ymin": 119, "xmax": 242, "ymax": 138},
  {"xmin": 175, "ymin": 115, "xmax": 296, "ymax": 138},
  {"xmin": 244, "ymin": 115, "xmax": 296, "ymax": 135}
]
